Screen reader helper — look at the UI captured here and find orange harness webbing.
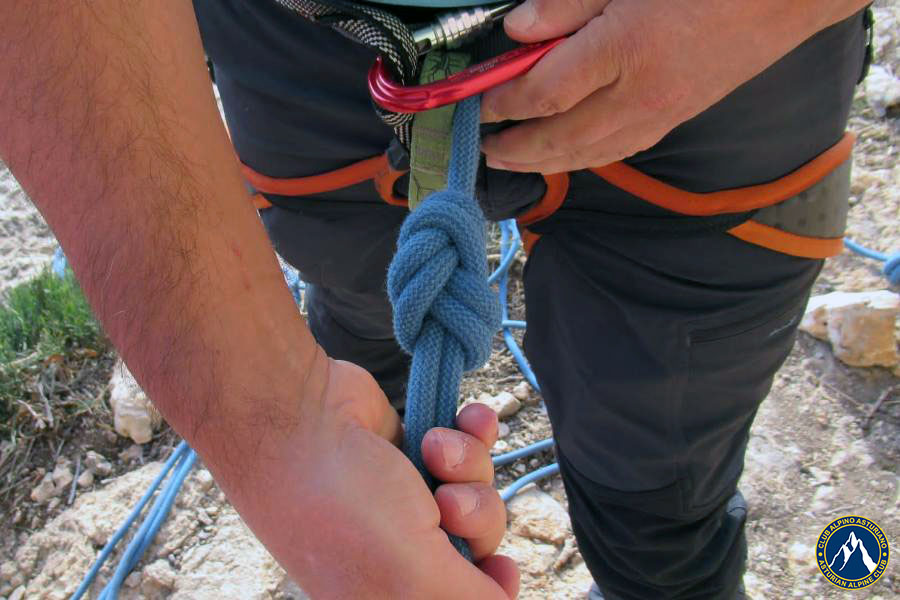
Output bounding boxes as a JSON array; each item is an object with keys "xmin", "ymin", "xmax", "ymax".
[
  {"xmin": 241, "ymin": 132, "xmax": 854, "ymax": 260},
  {"xmin": 241, "ymin": 153, "xmax": 408, "ymax": 209},
  {"xmin": 519, "ymin": 133, "xmax": 855, "ymax": 258}
]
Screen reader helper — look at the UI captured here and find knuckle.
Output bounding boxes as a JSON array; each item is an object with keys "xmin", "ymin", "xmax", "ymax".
[
  {"xmin": 636, "ymin": 132, "xmax": 663, "ymax": 153},
  {"xmin": 520, "ymin": 73, "xmax": 579, "ymax": 119},
  {"xmin": 566, "ymin": 145, "xmax": 595, "ymax": 168},
  {"xmin": 538, "ymin": 133, "xmax": 565, "ymax": 158},
  {"xmin": 534, "ymin": 93, "xmax": 569, "ymax": 117},
  {"xmin": 590, "ymin": 11, "xmax": 646, "ymax": 83}
]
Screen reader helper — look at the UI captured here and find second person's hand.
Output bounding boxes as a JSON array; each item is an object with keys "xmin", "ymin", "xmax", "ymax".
[
  {"xmin": 481, "ymin": 0, "xmax": 859, "ymax": 174},
  {"xmin": 206, "ymin": 354, "xmax": 519, "ymax": 599}
]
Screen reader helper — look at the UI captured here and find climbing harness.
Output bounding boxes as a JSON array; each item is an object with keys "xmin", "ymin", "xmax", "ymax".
[
  {"xmin": 587, "ymin": 133, "xmax": 857, "ymax": 260},
  {"xmin": 250, "ymin": 0, "xmax": 859, "ymax": 259}
]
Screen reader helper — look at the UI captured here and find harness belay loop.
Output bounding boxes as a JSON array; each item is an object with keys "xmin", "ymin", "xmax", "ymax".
[{"xmin": 387, "ymin": 96, "xmax": 500, "ymax": 558}]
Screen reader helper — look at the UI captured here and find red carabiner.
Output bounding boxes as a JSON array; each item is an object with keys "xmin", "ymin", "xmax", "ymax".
[{"xmin": 368, "ymin": 37, "xmax": 566, "ymax": 114}]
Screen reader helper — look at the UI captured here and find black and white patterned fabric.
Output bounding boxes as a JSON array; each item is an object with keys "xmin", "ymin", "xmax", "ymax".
[{"xmin": 273, "ymin": 0, "xmax": 418, "ymax": 143}]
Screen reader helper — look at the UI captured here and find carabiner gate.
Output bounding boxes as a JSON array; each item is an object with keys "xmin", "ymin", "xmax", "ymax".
[{"xmin": 368, "ymin": 37, "xmax": 565, "ymax": 114}]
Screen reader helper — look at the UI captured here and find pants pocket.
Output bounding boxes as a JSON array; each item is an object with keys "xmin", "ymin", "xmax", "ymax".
[{"xmin": 681, "ymin": 290, "xmax": 812, "ymax": 511}]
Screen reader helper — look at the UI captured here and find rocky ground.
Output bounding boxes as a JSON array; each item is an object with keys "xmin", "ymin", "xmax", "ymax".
[{"xmin": 1, "ymin": 4, "xmax": 899, "ymax": 599}]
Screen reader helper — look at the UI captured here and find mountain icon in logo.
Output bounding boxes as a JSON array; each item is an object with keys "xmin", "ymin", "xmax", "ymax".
[
  {"xmin": 828, "ymin": 531, "xmax": 878, "ymax": 575},
  {"xmin": 817, "ymin": 515, "xmax": 889, "ymax": 589}
]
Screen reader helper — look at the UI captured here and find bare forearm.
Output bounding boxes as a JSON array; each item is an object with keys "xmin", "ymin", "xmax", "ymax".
[{"xmin": 0, "ymin": 1, "xmax": 318, "ymax": 475}]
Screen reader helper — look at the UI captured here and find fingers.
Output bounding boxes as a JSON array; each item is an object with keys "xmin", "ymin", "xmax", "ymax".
[
  {"xmin": 379, "ymin": 406, "xmax": 403, "ymax": 447},
  {"xmin": 504, "ymin": 0, "xmax": 611, "ymax": 42},
  {"xmin": 456, "ymin": 402, "xmax": 499, "ymax": 448},
  {"xmin": 486, "ymin": 110, "xmax": 664, "ymax": 174},
  {"xmin": 482, "ymin": 11, "xmax": 624, "ymax": 123},
  {"xmin": 422, "ymin": 427, "xmax": 494, "ymax": 484},
  {"xmin": 422, "ymin": 403, "xmax": 498, "ymax": 483},
  {"xmin": 325, "ymin": 359, "xmax": 403, "ymax": 446},
  {"xmin": 435, "ymin": 482, "xmax": 507, "ymax": 560},
  {"xmin": 484, "ymin": 86, "xmax": 626, "ymax": 165},
  {"xmin": 478, "ymin": 555, "xmax": 520, "ymax": 600}
]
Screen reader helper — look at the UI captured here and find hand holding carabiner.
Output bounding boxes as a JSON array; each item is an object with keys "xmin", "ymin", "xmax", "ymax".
[{"xmin": 481, "ymin": 0, "xmax": 866, "ymax": 174}]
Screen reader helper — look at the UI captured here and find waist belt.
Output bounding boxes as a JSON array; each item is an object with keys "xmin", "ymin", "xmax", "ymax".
[{"xmin": 240, "ymin": 131, "xmax": 854, "ymax": 260}]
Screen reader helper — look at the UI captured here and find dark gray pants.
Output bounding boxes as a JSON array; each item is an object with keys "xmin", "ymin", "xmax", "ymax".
[{"xmin": 195, "ymin": 1, "xmax": 869, "ymax": 596}]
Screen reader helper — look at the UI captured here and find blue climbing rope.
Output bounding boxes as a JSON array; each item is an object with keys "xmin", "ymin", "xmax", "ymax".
[
  {"xmin": 70, "ymin": 441, "xmax": 196, "ymax": 600},
  {"xmin": 387, "ymin": 95, "xmax": 501, "ymax": 488},
  {"xmin": 387, "ymin": 95, "xmax": 500, "ymax": 558},
  {"xmin": 844, "ymin": 238, "xmax": 900, "ymax": 285}
]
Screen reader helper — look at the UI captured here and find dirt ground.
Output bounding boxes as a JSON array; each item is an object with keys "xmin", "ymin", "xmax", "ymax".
[{"xmin": 1, "ymin": 4, "xmax": 898, "ymax": 599}]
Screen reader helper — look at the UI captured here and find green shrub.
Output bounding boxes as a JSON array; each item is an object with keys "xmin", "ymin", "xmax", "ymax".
[{"xmin": 0, "ymin": 269, "xmax": 107, "ymax": 433}]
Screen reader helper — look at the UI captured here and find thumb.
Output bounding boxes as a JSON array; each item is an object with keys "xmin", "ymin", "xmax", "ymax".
[{"xmin": 504, "ymin": 0, "xmax": 612, "ymax": 42}]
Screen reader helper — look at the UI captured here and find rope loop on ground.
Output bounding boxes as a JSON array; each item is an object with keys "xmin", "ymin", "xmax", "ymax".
[
  {"xmin": 844, "ymin": 238, "xmax": 900, "ymax": 285},
  {"xmin": 884, "ymin": 252, "xmax": 900, "ymax": 286}
]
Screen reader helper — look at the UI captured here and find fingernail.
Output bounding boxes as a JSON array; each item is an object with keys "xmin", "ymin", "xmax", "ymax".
[
  {"xmin": 453, "ymin": 486, "xmax": 480, "ymax": 517},
  {"xmin": 505, "ymin": 2, "xmax": 536, "ymax": 32},
  {"xmin": 440, "ymin": 431, "xmax": 465, "ymax": 469}
]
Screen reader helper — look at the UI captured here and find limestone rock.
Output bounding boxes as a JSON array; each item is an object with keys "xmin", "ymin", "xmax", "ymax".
[
  {"xmin": 477, "ymin": 391, "xmax": 522, "ymax": 419},
  {"xmin": 13, "ymin": 459, "xmax": 229, "ymax": 598},
  {"xmin": 30, "ymin": 473, "xmax": 57, "ymax": 503},
  {"xmin": 497, "ymin": 534, "xmax": 558, "ymax": 576},
  {"xmin": 172, "ymin": 513, "xmax": 291, "ymax": 599},
  {"xmin": 51, "ymin": 462, "xmax": 73, "ymax": 490},
  {"xmin": 194, "ymin": 468, "xmax": 215, "ymax": 492},
  {"xmin": 810, "ymin": 485, "xmax": 835, "ymax": 514},
  {"xmin": 119, "ymin": 443, "xmax": 143, "ymax": 463},
  {"xmin": 865, "ymin": 64, "xmax": 900, "ymax": 117},
  {"xmin": 507, "ymin": 485, "xmax": 571, "ymax": 545},
  {"xmin": 108, "ymin": 359, "xmax": 162, "ymax": 443},
  {"xmin": 512, "ymin": 381, "xmax": 532, "ymax": 402},
  {"xmin": 800, "ymin": 290, "xmax": 899, "ymax": 367},
  {"xmin": 83, "ymin": 450, "xmax": 112, "ymax": 476},
  {"xmin": 76, "ymin": 469, "xmax": 94, "ymax": 488},
  {"xmin": 872, "ymin": 6, "xmax": 899, "ymax": 64},
  {"xmin": 141, "ymin": 559, "xmax": 177, "ymax": 596},
  {"xmin": 124, "ymin": 571, "xmax": 141, "ymax": 588},
  {"xmin": 787, "ymin": 542, "xmax": 817, "ymax": 575},
  {"xmin": 492, "ymin": 439, "xmax": 510, "ymax": 454},
  {"xmin": 497, "ymin": 422, "xmax": 511, "ymax": 439}
]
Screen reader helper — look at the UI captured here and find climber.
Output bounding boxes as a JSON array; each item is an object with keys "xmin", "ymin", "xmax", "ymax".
[{"xmin": 0, "ymin": 0, "xmax": 874, "ymax": 598}]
